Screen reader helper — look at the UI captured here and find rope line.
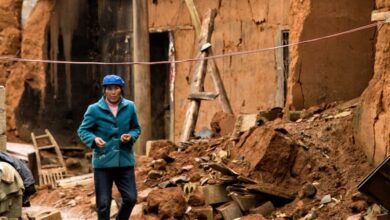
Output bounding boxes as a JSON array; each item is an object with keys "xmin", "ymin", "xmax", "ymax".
[{"xmin": 0, "ymin": 21, "xmax": 383, "ymax": 66}]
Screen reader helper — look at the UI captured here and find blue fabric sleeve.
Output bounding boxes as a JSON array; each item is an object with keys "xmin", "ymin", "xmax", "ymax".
[
  {"xmin": 128, "ymin": 104, "xmax": 141, "ymax": 145},
  {"xmin": 77, "ymin": 105, "xmax": 97, "ymax": 148}
]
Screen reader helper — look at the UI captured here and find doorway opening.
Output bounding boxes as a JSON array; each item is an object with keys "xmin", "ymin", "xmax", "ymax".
[{"xmin": 150, "ymin": 32, "xmax": 171, "ymax": 140}]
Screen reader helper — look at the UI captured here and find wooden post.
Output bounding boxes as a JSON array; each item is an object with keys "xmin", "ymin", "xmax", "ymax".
[
  {"xmin": 184, "ymin": 1, "xmax": 234, "ymax": 114},
  {"xmin": 180, "ymin": 9, "xmax": 216, "ymax": 143},
  {"xmin": 133, "ymin": 0, "xmax": 151, "ymax": 154},
  {"xmin": 168, "ymin": 32, "xmax": 176, "ymax": 142}
]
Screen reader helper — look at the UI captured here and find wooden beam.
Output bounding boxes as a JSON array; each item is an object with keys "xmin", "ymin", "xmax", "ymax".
[
  {"xmin": 188, "ymin": 92, "xmax": 219, "ymax": 101},
  {"xmin": 185, "ymin": 1, "xmax": 234, "ymax": 115},
  {"xmin": 180, "ymin": 9, "xmax": 216, "ymax": 143},
  {"xmin": 185, "ymin": 0, "xmax": 201, "ymax": 36},
  {"xmin": 371, "ymin": 10, "xmax": 390, "ymax": 22},
  {"xmin": 133, "ymin": 0, "xmax": 151, "ymax": 154}
]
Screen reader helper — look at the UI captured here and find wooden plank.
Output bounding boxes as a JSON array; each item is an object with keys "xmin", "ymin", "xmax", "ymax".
[
  {"xmin": 133, "ymin": 0, "xmax": 151, "ymax": 155},
  {"xmin": 38, "ymin": 145, "xmax": 56, "ymax": 150},
  {"xmin": 371, "ymin": 10, "xmax": 390, "ymax": 22},
  {"xmin": 180, "ymin": 9, "xmax": 217, "ymax": 143},
  {"xmin": 185, "ymin": 0, "xmax": 201, "ymax": 36},
  {"xmin": 56, "ymin": 173, "xmax": 93, "ymax": 188},
  {"xmin": 59, "ymin": 146, "xmax": 85, "ymax": 151},
  {"xmin": 185, "ymin": 1, "xmax": 233, "ymax": 115},
  {"xmin": 46, "ymin": 129, "xmax": 66, "ymax": 171},
  {"xmin": 188, "ymin": 92, "xmax": 219, "ymax": 100},
  {"xmin": 31, "ymin": 132, "xmax": 43, "ymax": 185},
  {"xmin": 207, "ymin": 162, "xmax": 238, "ymax": 176}
]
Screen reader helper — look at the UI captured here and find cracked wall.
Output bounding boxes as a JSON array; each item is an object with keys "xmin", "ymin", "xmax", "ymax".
[
  {"xmin": 355, "ymin": 1, "xmax": 390, "ymax": 165},
  {"xmin": 5, "ymin": 0, "xmax": 54, "ymax": 131},
  {"xmin": 286, "ymin": 0, "xmax": 375, "ymax": 110},
  {"xmin": 149, "ymin": 0, "xmax": 289, "ymax": 141}
]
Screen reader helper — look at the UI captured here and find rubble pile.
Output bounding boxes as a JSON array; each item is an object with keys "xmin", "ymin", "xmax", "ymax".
[{"xmin": 30, "ymin": 100, "xmax": 387, "ymax": 219}]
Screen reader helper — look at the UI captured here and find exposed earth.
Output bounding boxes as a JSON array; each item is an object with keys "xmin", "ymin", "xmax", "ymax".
[{"xmin": 27, "ymin": 99, "xmax": 383, "ymax": 220}]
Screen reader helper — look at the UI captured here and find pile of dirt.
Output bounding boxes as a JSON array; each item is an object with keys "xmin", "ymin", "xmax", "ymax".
[{"xmin": 30, "ymin": 100, "xmax": 381, "ymax": 219}]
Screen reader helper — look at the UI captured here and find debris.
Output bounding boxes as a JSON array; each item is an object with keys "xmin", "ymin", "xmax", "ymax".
[
  {"xmin": 151, "ymin": 159, "xmax": 167, "ymax": 170},
  {"xmin": 207, "ymin": 162, "xmax": 238, "ymax": 176},
  {"xmin": 146, "ymin": 187, "xmax": 186, "ymax": 218},
  {"xmin": 247, "ymin": 183, "xmax": 295, "ymax": 201},
  {"xmin": 202, "ymin": 184, "xmax": 230, "ymax": 205},
  {"xmin": 231, "ymin": 113, "xmax": 258, "ymax": 140},
  {"xmin": 130, "ymin": 203, "xmax": 144, "ymax": 219},
  {"xmin": 147, "ymin": 170, "xmax": 164, "ymax": 180},
  {"xmin": 67, "ymin": 200, "xmax": 76, "ymax": 207},
  {"xmin": 170, "ymin": 175, "xmax": 189, "ymax": 185},
  {"xmin": 358, "ymin": 155, "xmax": 390, "ymax": 210},
  {"xmin": 320, "ymin": 194, "xmax": 332, "ymax": 204},
  {"xmin": 288, "ymin": 111, "xmax": 301, "ymax": 122},
  {"xmin": 350, "ymin": 200, "xmax": 368, "ymax": 213},
  {"xmin": 192, "ymin": 205, "xmax": 214, "ymax": 220},
  {"xmin": 216, "ymin": 201, "xmax": 243, "ymax": 220},
  {"xmin": 334, "ymin": 111, "xmax": 352, "ymax": 118},
  {"xmin": 249, "ymin": 201, "xmax": 275, "ymax": 217},
  {"xmin": 181, "ymin": 165, "xmax": 194, "ymax": 171},
  {"xmin": 31, "ymin": 129, "xmax": 67, "ymax": 187},
  {"xmin": 230, "ymin": 127, "xmax": 298, "ymax": 184},
  {"xmin": 26, "ymin": 208, "xmax": 62, "ymax": 220},
  {"xmin": 56, "ymin": 173, "xmax": 93, "ymax": 189},
  {"xmin": 299, "ymin": 183, "xmax": 317, "ymax": 199},
  {"xmin": 138, "ymin": 188, "xmax": 155, "ymax": 202},
  {"xmin": 230, "ymin": 193, "xmax": 265, "ymax": 211},
  {"xmin": 210, "ymin": 111, "xmax": 236, "ymax": 137},
  {"xmin": 346, "ymin": 214, "xmax": 362, "ymax": 220},
  {"xmin": 194, "ymin": 127, "xmax": 213, "ymax": 139}
]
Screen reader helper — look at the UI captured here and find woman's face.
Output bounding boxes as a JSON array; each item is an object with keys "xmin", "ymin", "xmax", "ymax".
[{"xmin": 105, "ymin": 85, "xmax": 122, "ymax": 104}]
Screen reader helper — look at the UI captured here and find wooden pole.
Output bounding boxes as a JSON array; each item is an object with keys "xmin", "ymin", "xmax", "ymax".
[
  {"xmin": 133, "ymin": 0, "xmax": 151, "ymax": 154},
  {"xmin": 184, "ymin": 1, "xmax": 234, "ymax": 114},
  {"xmin": 180, "ymin": 9, "xmax": 216, "ymax": 143}
]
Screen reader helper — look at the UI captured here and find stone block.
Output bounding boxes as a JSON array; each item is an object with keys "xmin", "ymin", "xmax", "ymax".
[
  {"xmin": 202, "ymin": 184, "xmax": 229, "ymax": 205},
  {"xmin": 29, "ymin": 208, "xmax": 62, "ymax": 220},
  {"xmin": 249, "ymin": 201, "xmax": 275, "ymax": 217},
  {"xmin": 216, "ymin": 201, "xmax": 242, "ymax": 220},
  {"xmin": 230, "ymin": 193, "xmax": 265, "ymax": 211},
  {"xmin": 192, "ymin": 206, "xmax": 213, "ymax": 220}
]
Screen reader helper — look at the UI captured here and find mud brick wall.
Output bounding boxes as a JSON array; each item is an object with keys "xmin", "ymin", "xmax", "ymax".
[
  {"xmin": 149, "ymin": 0, "xmax": 289, "ymax": 141},
  {"xmin": 287, "ymin": 0, "xmax": 375, "ymax": 110},
  {"xmin": 355, "ymin": 1, "xmax": 390, "ymax": 165}
]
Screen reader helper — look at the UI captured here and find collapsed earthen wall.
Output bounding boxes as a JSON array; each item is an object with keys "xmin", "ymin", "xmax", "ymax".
[
  {"xmin": 149, "ymin": 0, "xmax": 289, "ymax": 141},
  {"xmin": 5, "ymin": 0, "xmax": 54, "ymax": 131},
  {"xmin": 355, "ymin": 2, "xmax": 390, "ymax": 165},
  {"xmin": 286, "ymin": 0, "xmax": 375, "ymax": 110}
]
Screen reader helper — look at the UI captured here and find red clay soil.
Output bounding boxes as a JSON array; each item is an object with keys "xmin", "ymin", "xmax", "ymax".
[{"xmin": 30, "ymin": 100, "xmax": 375, "ymax": 219}]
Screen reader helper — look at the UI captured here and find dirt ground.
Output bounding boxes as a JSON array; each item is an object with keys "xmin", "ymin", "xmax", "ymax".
[{"xmin": 27, "ymin": 99, "xmax": 381, "ymax": 220}]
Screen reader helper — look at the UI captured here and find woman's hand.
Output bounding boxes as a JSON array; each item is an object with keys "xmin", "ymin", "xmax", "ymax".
[
  {"xmin": 121, "ymin": 134, "xmax": 132, "ymax": 143},
  {"xmin": 94, "ymin": 137, "xmax": 106, "ymax": 148}
]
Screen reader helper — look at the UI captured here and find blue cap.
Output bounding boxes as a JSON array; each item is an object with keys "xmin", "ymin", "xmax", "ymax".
[{"xmin": 102, "ymin": 74, "xmax": 125, "ymax": 87}]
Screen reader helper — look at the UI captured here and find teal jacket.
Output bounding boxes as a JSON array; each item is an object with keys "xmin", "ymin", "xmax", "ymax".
[{"xmin": 77, "ymin": 97, "xmax": 141, "ymax": 168}]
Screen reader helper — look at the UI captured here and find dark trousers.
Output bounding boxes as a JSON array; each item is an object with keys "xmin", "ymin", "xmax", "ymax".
[{"xmin": 94, "ymin": 167, "xmax": 137, "ymax": 220}]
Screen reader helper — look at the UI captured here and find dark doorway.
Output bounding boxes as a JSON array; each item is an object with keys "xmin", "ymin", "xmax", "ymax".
[{"xmin": 150, "ymin": 32, "xmax": 170, "ymax": 140}]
